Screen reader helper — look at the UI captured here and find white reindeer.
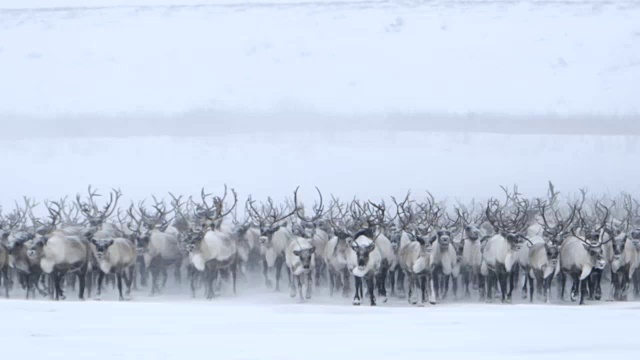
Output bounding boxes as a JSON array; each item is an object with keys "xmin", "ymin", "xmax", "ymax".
[
  {"xmin": 90, "ymin": 236, "xmax": 136, "ymax": 300},
  {"xmin": 285, "ymin": 236, "xmax": 316, "ymax": 300},
  {"xmin": 481, "ymin": 196, "xmax": 530, "ymax": 303}
]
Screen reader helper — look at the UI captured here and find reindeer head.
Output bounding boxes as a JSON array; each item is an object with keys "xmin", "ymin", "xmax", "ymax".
[
  {"xmin": 293, "ymin": 246, "xmax": 316, "ymax": 270},
  {"xmin": 486, "ymin": 192, "xmax": 531, "ymax": 251},
  {"xmin": 27, "ymin": 236, "xmax": 47, "ymax": 259},
  {"xmin": 350, "ymin": 240, "xmax": 375, "ymax": 268},
  {"xmin": 6, "ymin": 232, "xmax": 34, "ymax": 253},
  {"xmin": 194, "ymin": 185, "xmax": 238, "ymax": 231},
  {"xmin": 183, "ymin": 228, "xmax": 206, "ymax": 253},
  {"xmin": 91, "ymin": 239, "xmax": 114, "ymax": 259},
  {"xmin": 431, "ymin": 230, "xmax": 453, "ymax": 250},
  {"xmin": 544, "ymin": 241, "xmax": 560, "ymax": 267}
]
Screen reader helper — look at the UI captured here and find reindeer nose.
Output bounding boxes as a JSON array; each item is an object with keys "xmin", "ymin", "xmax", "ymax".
[
  {"xmin": 27, "ymin": 250, "xmax": 36, "ymax": 258},
  {"xmin": 96, "ymin": 252, "xmax": 104, "ymax": 259}
]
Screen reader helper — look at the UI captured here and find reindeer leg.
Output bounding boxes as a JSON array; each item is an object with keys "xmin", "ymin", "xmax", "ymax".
[
  {"xmin": 174, "ymin": 258, "xmax": 182, "ymax": 285},
  {"xmin": 367, "ymin": 274, "xmax": 376, "ymax": 306},
  {"xmin": 125, "ymin": 266, "xmax": 134, "ymax": 297},
  {"xmin": 397, "ymin": 270, "xmax": 406, "ymax": 297},
  {"xmin": 442, "ymin": 274, "xmax": 450, "ymax": 300},
  {"xmin": 433, "ymin": 271, "xmax": 441, "ymax": 300},
  {"xmin": 570, "ymin": 273, "xmax": 579, "ymax": 302},
  {"xmin": 498, "ymin": 269, "xmax": 513, "ymax": 303},
  {"xmin": 353, "ymin": 276, "xmax": 361, "ymax": 306},
  {"xmin": 342, "ymin": 268, "xmax": 351, "ymax": 298},
  {"xmin": 478, "ymin": 272, "xmax": 485, "ymax": 301},
  {"xmin": 428, "ymin": 274, "xmax": 437, "ymax": 305},
  {"xmin": 389, "ymin": 268, "xmax": 396, "ymax": 298},
  {"xmin": 274, "ymin": 256, "xmax": 284, "ymax": 292},
  {"xmin": 408, "ymin": 275, "xmax": 415, "ymax": 305},
  {"xmin": 377, "ymin": 266, "xmax": 388, "ymax": 303},
  {"xmin": 2, "ymin": 269, "xmax": 9, "ymax": 298},
  {"xmin": 521, "ymin": 270, "xmax": 528, "ymax": 300},
  {"xmin": 297, "ymin": 275, "xmax": 304, "ymax": 301},
  {"xmin": 263, "ymin": 259, "xmax": 273, "ymax": 289},
  {"xmin": 462, "ymin": 266, "xmax": 470, "ymax": 298},
  {"xmin": 231, "ymin": 262, "xmax": 237, "ymax": 296},
  {"xmin": 306, "ymin": 271, "xmax": 312, "ymax": 299},
  {"xmin": 486, "ymin": 272, "xmax": 494, "ymax": 303},
  {"xmin": 329, "ymin": 270, "xmax": 335, "ymax": 297},
  {"xmin": 420, "ymin": 275, "xmax": 426, "ymax": 304},
  {"xmin": 579, "ymin": 278, "xmax": 588, "ymax": 305},
  {"xmin": 117, "ymin": 273, "xmax": 124, "ymax": 301},
  {"xmin": 97, "ymin": 272, "xmax": 105, "ymax": 300}
]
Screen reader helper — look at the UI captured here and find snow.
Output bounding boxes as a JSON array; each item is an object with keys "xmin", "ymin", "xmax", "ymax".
[
  {"xmin": 2, "ymin": 292, "xmax": 639, "ymax": 359},
  {"xmin": 1, "ymin": 0, "xmax": 639, "ymax": 121}
]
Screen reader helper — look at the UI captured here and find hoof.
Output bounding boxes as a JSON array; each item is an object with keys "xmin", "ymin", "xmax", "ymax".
[
  {"xmin": 370, "ymin": 302, "xmax": 376, "ymax": 306},
  {"xmin": 352, "ymin": 299, "xmax": 361, "ymax": 306},
  {"xmin": 380, "ymin": 296, "xmax": 388, "ymax": 303},
  {"xmin": 429, "ymin": 300, "xmax": 436, "ymax": 305},
  {"xmin": 290, "ymin": 291, "xmax": 296, "ymax": 298}
]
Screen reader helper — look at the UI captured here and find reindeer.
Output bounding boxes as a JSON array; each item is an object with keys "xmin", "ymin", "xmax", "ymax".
[
  {"xmin": 481, "ymin": 188, "xmax": 530, "ymax": 303},
  {"xmin": 559, "ymin": 203, "xmax": 611, "ymax": 305},
  {"xmin": 603, "ymin": 194, "xmax": 639, "ymax": 301},
  {"xmin": 324, "ymin": 197, "xmax": 353, "ymax": 298},
  {"xmin": 247, "ymin": 189, "xmax": 301, "ymax": 292},
  {"xmin": 525, "ymin": 202, "xmax": 576, "ymax": 303},
  {"xmin": 431, "ymin": 208, "xmax": 461, "ymax": 301},
  {"xmin": 185, "ymin": 185, "xmax": 239, "ymax": 299},
  {"xmin": 453, "ymin": 204, "xmax": 488, "ymax": 300},
  {"xmin": 74, "ymin": 186, "xmax": 123, "ymax": 295},
  {"xmin": 27, "ymin": 201, "xmax": 94, "ymax": 301},
  {"xmin": 128, "ymin": 199, "xmax": 182, "ymax": 296}
]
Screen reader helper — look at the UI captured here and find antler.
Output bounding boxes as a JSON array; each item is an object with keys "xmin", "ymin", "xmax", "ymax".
[{"xmin": 296, "ymin": 187, "xmax": 326, "ymax": 223}]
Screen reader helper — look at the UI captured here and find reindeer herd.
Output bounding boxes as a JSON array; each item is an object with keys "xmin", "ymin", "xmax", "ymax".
[{"xmin": 1, "ymin": 183, "xmax": 639, "ymax": 306}]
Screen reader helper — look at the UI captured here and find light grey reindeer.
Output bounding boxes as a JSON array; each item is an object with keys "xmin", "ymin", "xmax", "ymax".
[
  {"xmin": 525, "ymin": 202, "xmax": 577, "ymax": 303},
  {"xmin": 246, "ymin": 188, "xmax": 303, "ymax": 292},
  {"xmin": 481, "ymin": 188, "xmax": 531, "ymax": 303},
  {"xmin": 453, "ymin": 204, "xmax": 488, "ymax": 300}
]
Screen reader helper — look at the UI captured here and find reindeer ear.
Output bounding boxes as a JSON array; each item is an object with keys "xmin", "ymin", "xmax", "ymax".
[
  {"xmin": 367, "ymin": 243, "xmax": 376, "ymax": 252},
  {"xmin": 108, "ymin": 239, "xmax": 115, "ymax": 247},
  {"xmin": 293, "ymin": 250, "xmax": 301, "ymax": 256},
  {"xmin": 429, "ymin": 235, "xmax": 437, "ymax": 244},
  {"xmin": 309, "ymin": 246, "xmax": 316, "ymax": 254},
  {"xmin": 350, "ymin": 241, "xmax": 359, "ymax": 252},
  {"xmin": 416, "ymin": 236, "xmax": 426, "ymax": 245}
]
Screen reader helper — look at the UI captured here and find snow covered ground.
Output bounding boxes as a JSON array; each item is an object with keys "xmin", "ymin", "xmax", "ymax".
[
  {"xmin": 1, "ymin": 0, "xmax": 639, "ymax": 135},
  {"xmin": 1, "ymin": 131, "xmax": 638, "ymax": 210},
  {"xmin": 2, "ymin": 288, "xmax": 639, "ymax": 359}
]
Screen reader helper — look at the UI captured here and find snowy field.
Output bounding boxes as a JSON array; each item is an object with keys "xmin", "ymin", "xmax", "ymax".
[
  {"xmin": 1, "ymin": 131, "xmax": 639, "ymax": 209},
  {"xmin": 2, "ymin": 288, "xmax": 640, "ymax": 359},
  {"xmin": 1, "ymin": 0, "xmax": 639, "ymax": 136}
]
